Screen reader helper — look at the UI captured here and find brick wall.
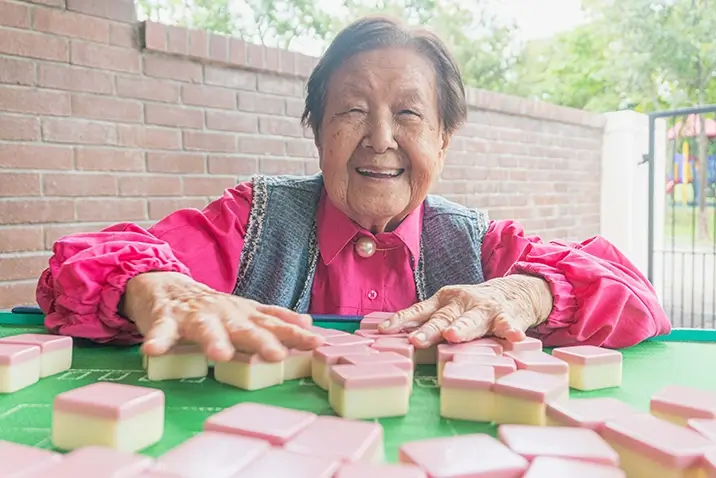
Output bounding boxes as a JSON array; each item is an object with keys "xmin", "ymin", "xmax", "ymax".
[{"xmin": 0, "ymin": 0, "xmax": 606, "ymax": 309}]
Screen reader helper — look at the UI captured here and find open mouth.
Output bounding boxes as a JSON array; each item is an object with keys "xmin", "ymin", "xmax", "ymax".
[{"xmin": 355, "ymin": 167, "xmax": 405, "ymax": 179}]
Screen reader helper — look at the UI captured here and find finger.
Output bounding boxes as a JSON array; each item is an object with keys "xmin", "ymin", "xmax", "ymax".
[
  {"xmin": 253, "ymin": 303, "xmax": 313, "ymax": 329},
  {"xmin": 180, "ymin": 312, "xmax": 235, "ymax": 362},
  {"xmin": 251, "ymin": 312, "xmax": 325, "ymax": 350},
  {"xmin": 379, "ymin": 296, "xmax": 440, "ymax": 333},
  {"xmin": 141, "ymin": 316, "xmax": 180, "ymax": 356},
  {"xmin": 409, "ymin": 300, "xmax": 464, "ymax": 347},
  {"xmin": 223, "ymin": 318, "xmax": 288, "ymax": 362},
  {"xmin": 442, "ymin": 307, "xmax": 493, "ymax": 343},
  {"xmin": 490, "ymin": 312, "xmax": 529, "ymax": 342}
]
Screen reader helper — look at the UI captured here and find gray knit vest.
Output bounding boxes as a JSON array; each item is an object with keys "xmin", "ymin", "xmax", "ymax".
[{"xmin": 232, "ymin": 174, "xmax": 489, "ymax": 312}]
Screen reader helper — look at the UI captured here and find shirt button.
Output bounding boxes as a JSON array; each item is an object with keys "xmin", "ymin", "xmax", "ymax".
[{"xmin": 367, "ymin": 290, "xmax": 377, "ymax": 300}]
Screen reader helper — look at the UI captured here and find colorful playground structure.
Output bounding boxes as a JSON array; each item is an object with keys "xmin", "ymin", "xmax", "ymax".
[{"xmin": 665, "ymin": 115, "xmax": 716, "ymax": 205}]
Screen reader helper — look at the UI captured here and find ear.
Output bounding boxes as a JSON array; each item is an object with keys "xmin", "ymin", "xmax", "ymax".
[{"xmin": 438, "ymin": 130, "xmax": 453, "ymax": 163}]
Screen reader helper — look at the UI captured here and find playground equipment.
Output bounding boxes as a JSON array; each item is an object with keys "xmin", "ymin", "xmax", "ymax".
[{"xmin": 665, "ymin": 114, "xmax": 716, "ymax": 205}]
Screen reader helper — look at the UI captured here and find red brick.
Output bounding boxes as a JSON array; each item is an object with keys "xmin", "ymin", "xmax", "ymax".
[
  {"xmin": 0, "ymin": 86, "xmax": 70, "ymax": 116},
  {"xmin": 259, "ymin": 117, "xmax": 303, "ymax": 137},
  {"xmin": 118, "ymin": 175, "xmax": 182, "ymax": 196},
  {"xmin": 182, "ymin": 84, "xmax": 236, "ymax": 109},
  {"xmin": 285, "ymin": 98, "xmax": 304, "ymax": 118},
  {"xmin": 237, "ymin": 92, "xmax": 284, "ymax": 115},
  {"xmin": 208, "ymin": 32, "xmax": 228, "ymax": 62},
  {"xmin": 0, "ymin": 227, "xmax": 44, "ymax": 253},
  {"xmin": 75, "ymin": 147, "xmax": 145, "ymax": 171},
  {"xmin": 33, "ymin": 8, "xmax": 110, "ymax": 43},
  {"xmin": 145, "ymin": 104, "xmax": 203, "ymax": 129},
  {"xmin": 187, "ymin": 29, "xmax": 208, "ymax": 58},
  {"xmin": 260, "ymin": 158, "xmax": 304, "ymax": 175},
  {"xmin": 144, "ymin": 55, "xmax": 202, "ymax": 83},
  {"xmin": 206, "ymin": 111, "xmax": 257, "ymax": 133},
  {"xmin": 295, "ymin": 53, "xmax": 317, "ymax": 78},
  {"xmin": 304, "ymin": 159, "xmax": 320, "ymax": 175},
  {"xmin": 43, "ymin": 173, "xmax": 117, "ymax": 196},
  {"xmin": 116, "ymin": 76, "xmax": 180, "ymax": 103},
  {"xmin": 246, "ymin": 43, "xmax": 264, "ymax": 69},
  {"xmin": 38, "ymin": 63, "xmax": 114, "ymax": 95},
  {"xmin": 207, "ymin": 155, "xmax": 258, "ymax": 175},
  {"xmin": 71, "ymin": 94, "xmax": 143, "ymax": 123},
  {"xmin": 287, "ymin": 139, "xmax": 317, "ymax": 158},
  {"xmin": 42, "ymin": 223, "xmax": 109, "ymax": 248},
  {"xmin": 183, "ymin": 131, "xmax": 237, "ymax": 153},
  {"xmin": 76, "ymin": 198, "xmax": 146, "ymax": 221},
  {"xmin": 42, "ymin": 118, "xmax": 117, "ymax": 145},
  {"xmin": 0, "ymin": 29, "xmax": 69, "ymax": 62},
  {"xmin": 0, "ymin": 255, "xmax": 50, "ymax": 281},
  {"xmin": 0, "ymin": 144, "xmax": 73, "ymax": 170},
  {"xmin": 0, "ymin": 199, "xmax": 75, "ymax": 224},
  {"xmin": 143, "ymin": 21, "xmax": 166, "ymax": 51},
  {"xmin": 147, "ymin": 152, "xmax": 205, "ymax": 173},
  {"xmin": 27, "ymin": 0, "xmax": 65, "ymax": 6},
  {"xmin": 239, "ymin": 138, "xmax": 285, "ymax": 155},
  {"xmin": 71, "ymin": 41, "xmax": 140, "ymax": 73},
  {"xmin": 182, "ymin": 176, "xmax": 236, "ymax": 196},
  {"xmin": 229, "ymin": 38, "xmax": 246, "ymax": 65},
  {"xmin": 264, "ymin": 47, "xmax": 279, "ymax": 71},
  {"xmin": 0, "ymin": 172, "xmax": 40, "ymax": 197},
  {"xmin": 0, "ymin": 115, "xmax": 40, "ymax": 141},
  {"xmin": 66, "ymin": 0, "xmax": 136, "ymax": 23},
  {"xmin": 257, "ymin": 74, "xmax": 300, "ymax": 96},
  {"xmin": 204, "ymin": 66, "xmax": 256, "ymax": 90},
  {"xmin": 0, "ymin": 57, "xmax": 34, "ymax": 86},
  {"xmin": 117, "ymin": 125, "xmax": 182, "ymax": 150},
  {"xmin": 0, "ymin": 1, "xmax": 31, "ymax": 28},
  {"xmin": 110, "ymin": 22, "xmax": 135, "ymax": 48},
  {"xmin": 0, "ymin": 281, "xmax": 37, "ymax": 309},
  {"xmin": 279, "ymin": 50, "xmax": 296, "ymax": 76},
  {"xmin": 166, "ymin": 25, "xmax": 187, "ymax": 55},
  {"xmin": 148, "ymin": 198, "xmax": 209, "ymax": 220}
]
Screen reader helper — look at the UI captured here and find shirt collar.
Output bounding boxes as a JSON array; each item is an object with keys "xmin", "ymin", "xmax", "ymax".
[{"xmin": 316, "ymin": 188, "xmax": 423, "ymax": 268}]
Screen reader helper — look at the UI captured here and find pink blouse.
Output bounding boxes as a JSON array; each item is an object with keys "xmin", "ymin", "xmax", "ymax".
[{"xmin": 36, "ymin": 182, "xmax": 671, "ymax": 348}]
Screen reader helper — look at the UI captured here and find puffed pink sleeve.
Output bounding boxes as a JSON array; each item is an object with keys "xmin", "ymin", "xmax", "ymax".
[
  {"xmin": 481, "ymin": 219, "xmax": 671, "ymax": 348},
  {"xmin": 36, "ymin": 183, "xmax": 254, "ymax": 344}
]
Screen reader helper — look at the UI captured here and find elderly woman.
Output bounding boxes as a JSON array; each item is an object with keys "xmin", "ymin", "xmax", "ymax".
[{"xmin": 36, "ymin": 17, "xmax": 669, "ymax": 363}]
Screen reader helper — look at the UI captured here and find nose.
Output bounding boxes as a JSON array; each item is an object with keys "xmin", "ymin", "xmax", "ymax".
[{"xmin": 361, "ymin": 114, "xmax": 398, "ymax": 153}]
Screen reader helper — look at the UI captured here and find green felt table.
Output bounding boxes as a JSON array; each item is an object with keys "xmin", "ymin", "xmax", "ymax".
[{"xmin": 0, "ymin": 312, "xmax": 715, "ymax": 463}]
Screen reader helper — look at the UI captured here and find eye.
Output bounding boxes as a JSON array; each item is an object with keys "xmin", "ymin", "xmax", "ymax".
[
  {"xmin": 399, "ymin": 109, "xmax": 421, "ymax": 117},
  {"xmin": 347, "ymin": 107, "xmax": 366, "ymax": 114}
]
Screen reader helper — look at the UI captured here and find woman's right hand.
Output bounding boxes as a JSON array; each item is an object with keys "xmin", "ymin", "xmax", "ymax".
[{"xmin": 121, "ymin": 271, "xmax": 324, "ymax": 362}]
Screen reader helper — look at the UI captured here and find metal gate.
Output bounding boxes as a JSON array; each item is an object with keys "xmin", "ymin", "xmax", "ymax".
[{"xmin": 646, "ymin": 105, "xmax": 716, "ymax": 328}]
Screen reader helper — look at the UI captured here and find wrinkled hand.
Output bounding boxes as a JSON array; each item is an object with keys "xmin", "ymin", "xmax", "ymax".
[
  {"xmin": 379, "ymin": 274, "xmax": 553, "ymax": 347},
  {"xmin": 121, "ymin": 271, "xmax": 324, "ymax": 362}
]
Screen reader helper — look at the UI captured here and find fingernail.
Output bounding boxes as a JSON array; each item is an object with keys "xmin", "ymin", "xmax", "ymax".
[
  {"xmin": 378, "ymin": 320, "xmax": 391, "ymax": 330},
  {"xmin": 414, "ymin": 332, "xmax": 426, "ymax": 343}
]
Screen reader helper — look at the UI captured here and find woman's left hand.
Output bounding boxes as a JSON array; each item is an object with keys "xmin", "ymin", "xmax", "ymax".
[{"xmin": 378, "ymin": 274, "xmax": 553, "ymax": 347}]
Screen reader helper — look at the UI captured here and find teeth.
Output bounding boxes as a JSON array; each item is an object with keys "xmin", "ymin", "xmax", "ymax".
[{"xmin": 357, "ymin": 168, "xmax": 401, "ymax": 177}]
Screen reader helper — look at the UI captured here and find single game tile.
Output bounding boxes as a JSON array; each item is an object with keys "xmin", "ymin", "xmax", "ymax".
[
  {"xmin": 360, "ymin": 313, "xmax": 393, "ymax": 330},
  {"xmin": 551, "ymin": 345, "xmax": 622, "ymax": 365},
  {"xmin": 330, "ymin": 364, "xmax": 410, "ymax": 389},
  {"xmin": 323, "ymin": 335, "xmax": 375, "ymax": 347},
  {"xmin": 546, "ymin": 397, "xmax": 641, "ymax": 432},
  {"xmin": 157, "ymin": 431, "xmax": 270, "ymax": 478},
  {"xmin": 313, "ymin": 344, "xmax": 377, "ymax": 364},
  {"xmin": 310, "ymin": 326, "xmax": 350, "ymax": 338},
  {"xmin": 0, "ymin": 333, "xmax": 72, "ymax": 353},
  {"xmin": 0, "ymin": 343, "xmax": 40, "ymax": 365},
  {"xmin": 467, "ymin": 338, "xmax": 504, "ymax": 354},
  {"xmin": 284, "ymin": 415, "xmax": 383, "ymax": 463},
  {"xmin": 452, "ymin": 354, "xmax": 517, "ymax": 377},
  {"xmin": 498, "ymin": 424, "xmax": 620, "ymax": 466},
  {"xmin": 21, "ymin": 446, "xmax": 153, "ymax": 477},
  {"xmin": 601, "ymin": 413, "xmax": 716, "ymax": 469},
  {"xmin": 0, "ymin": 439, "xmax": 62, "ymax": 477},
  {"xmin": 651, "ymin": 385, "xmax": 716, "ymax": 420},
  {"xmin": 492, "ymin": 369, "xmax": 566, "ymax": 402},
  {"xmin": 399, "ymin": 434, "xmax": 529, "ymax": 477},
  {"xmin": 339, "ymin": 351, "xmax": 413, "ymax": 373},
  {"xmin": 442, "ymin": 362, "xmax": 494, "ymax": 390},
  {"xmin": 234, "ymin": 448, "xmax": 341, "ymax": 478},
  {"xmin": 371, "ymin": 338, "xmax": 414, "ymax": 359},
  {"xmin": 335, "ymin": 463, "xmax": 427, "ymax": 478},
  {"xmin": 355, "ymin": 329, "xmax": 409, "ymax": 339},
  {"xmin": 688, "ymin": 418, "xmax": 716, "ymax": 442},
  {"xmin": 705, "ymin": 450, "xmax": 716, "ymax": 477},
  {"xmin": 504, "ymin": 350, "xmax": 568, "ymax": 375},
  {"xmin": 523, "ymin": 457, "xmax": 625, "ymax": 478},
  {"xmin": 437, "ymin": 342, "xmax": 496, "ymax": 362},
  {"xmin": 494, "ymin": 336, "xmax": 543, "ymax": 353},
  {"xmin": 53, "ymin": 382, "xmax": 164, "ymax": 420},
  {"xmin": 204, "ymin": 402, "xmax": 317, "ymax": 445},
  {"xmin": 363, "ymin": 311, "xmax": 395, "ymax": 320}
]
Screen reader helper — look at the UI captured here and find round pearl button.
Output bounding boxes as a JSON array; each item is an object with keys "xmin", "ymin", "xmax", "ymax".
[{"xmin": 355, "ymin": 236, "xmax": 377, "ymax": 258}]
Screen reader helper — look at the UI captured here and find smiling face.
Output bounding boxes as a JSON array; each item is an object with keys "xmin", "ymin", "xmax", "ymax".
[{"xmin": 316, "ymin": 46, "xmax": 451, "ymax": 233}]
